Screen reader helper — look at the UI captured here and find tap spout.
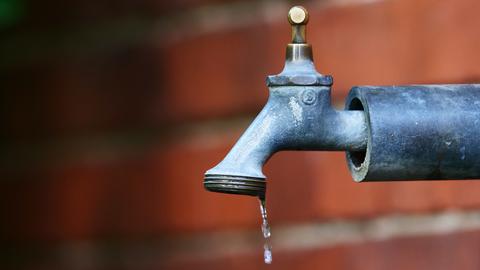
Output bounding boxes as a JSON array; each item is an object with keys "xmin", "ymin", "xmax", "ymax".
[{"xmin": 204, "ymin": 85, "xmax": 367, "ymax": 198}]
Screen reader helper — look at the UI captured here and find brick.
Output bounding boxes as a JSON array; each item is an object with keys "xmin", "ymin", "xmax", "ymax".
[
  {"xmin": 2, "ymin": 46, "xmax": 162, "ymax": 141},
  {"xmin": 9, "ymin": 229, "xmax": 480, "ymax": 269},
  {"xmin": 161, "ymin": 0, "xmax": 480, "ymax": 119},
  {"xmin": 153, "ymin": 132, "xmax": 261, "ymax": 233},
  {"xmin": 288, "ymin": 151, "xmax": 480, "ymax": 219},
  {"xmin": 0, "ymin": 129, "xmax": 262, "ymax": 242},
  {"xmin": 160, "ymin": 229, "xmax": 480, "ymax": 270},
  {"xmin": 157, "ymin": 23, "xmax": 278, "ymax": 122},
  {"xmin": 6, "ymin": 0, "xmax": 480, "ymax": 139},
  {"xmin": 147, "ymin": 137, "xmax": 480, "ymax": 229},
  {"xmin": 6, "ymin": 127, "xmax": 480, "ymax": 241}
]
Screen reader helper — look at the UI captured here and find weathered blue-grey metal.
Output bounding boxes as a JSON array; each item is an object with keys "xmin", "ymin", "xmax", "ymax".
[
  {"xmin": 204, "ymin": 6, "xmax": 480, "ymax": 199},
  {"xmin": 346, "ymin": 84, "xmax": 480, "ymax": 182},
  {"xmin": 204, "ymin": 6, "xmax": 367, "ymax": 198}
]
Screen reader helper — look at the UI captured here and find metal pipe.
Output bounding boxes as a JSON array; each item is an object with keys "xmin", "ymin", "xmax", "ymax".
[{"xmin": 346, "ymin": 84, "xmax": 480, "ymax": 181}]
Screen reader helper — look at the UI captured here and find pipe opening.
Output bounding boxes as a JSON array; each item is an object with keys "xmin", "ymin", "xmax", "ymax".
[{"xmin": 347, "ymin": 98, "xmax": 366, "ymax": 168}]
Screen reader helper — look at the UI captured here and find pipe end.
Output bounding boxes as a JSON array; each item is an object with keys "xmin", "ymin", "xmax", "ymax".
[
  {"xmin": 345, "ymin": 91, "xmax": 371, "ymax": 182},
  {"xmin": 204, "ymin": 174, "xmax": 266, "ymax": 198}
]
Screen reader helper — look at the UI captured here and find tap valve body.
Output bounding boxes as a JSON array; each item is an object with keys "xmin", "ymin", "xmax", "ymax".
[{"xmin": 204, "ymin": 6, "xmax": 367, "ymax": 198}]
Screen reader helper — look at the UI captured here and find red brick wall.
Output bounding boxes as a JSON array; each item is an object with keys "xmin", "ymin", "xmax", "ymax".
[{"xmin": 3, "ymin": 0, "xmax": 480, "ymax": 269}]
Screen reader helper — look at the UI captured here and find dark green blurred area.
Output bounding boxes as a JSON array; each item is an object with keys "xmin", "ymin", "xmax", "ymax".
[{"xmin": 0, "ymin": 0, "xmax": 24, "ymax": 28}]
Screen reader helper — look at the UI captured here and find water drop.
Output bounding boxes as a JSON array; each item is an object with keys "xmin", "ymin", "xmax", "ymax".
[
  {"xmin": 262, "ymin": 220, "xmax": 271, "ymax": 238},
  {"xmin": 259, "ymin": 198, "xmax": 272, "ymax": 264},
  {"xmin": 264, "ymin": 243, "xmax": 272, "ymax": 264},
  {"xmin": 259, "ymin": 198, "xmax": 271, "ymax": 237}
]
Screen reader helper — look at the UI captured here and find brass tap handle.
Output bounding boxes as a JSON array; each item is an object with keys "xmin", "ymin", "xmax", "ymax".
[
  {"xmin": 267, "ymin": 5, "xmax": 332, "ymax": 86},
  {"xmin": 288, "ymin": 6, "xmax": 309, "ymax": 44}
]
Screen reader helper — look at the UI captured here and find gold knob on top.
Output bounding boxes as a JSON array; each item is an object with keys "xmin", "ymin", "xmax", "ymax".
[
  {"xmin": 288, "ymin": 6, "xmax": 309, "ymax": 25},
  {"xmin": 288, "ymin": 6, "xmax": 309, "ymax": 44}
]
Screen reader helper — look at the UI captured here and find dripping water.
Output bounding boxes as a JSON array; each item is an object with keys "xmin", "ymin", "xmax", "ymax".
[{"xmin": 259, "ymin": 197, "xmax": 272, "ymax": 264}]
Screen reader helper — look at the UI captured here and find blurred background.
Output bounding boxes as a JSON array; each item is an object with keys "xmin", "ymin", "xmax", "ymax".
[{"xmin": 2, "ymin": 0, "xmax": 480, "ymax": 269}]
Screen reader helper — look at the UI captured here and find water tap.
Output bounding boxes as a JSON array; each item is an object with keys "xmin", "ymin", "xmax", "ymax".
[
  {"xmin": 204, "ymin": 6, "xmax": 480, "ymax": 199},
  {"xmin": 204, "ymin": 6, "xmax": 368, "ymax": 198}
]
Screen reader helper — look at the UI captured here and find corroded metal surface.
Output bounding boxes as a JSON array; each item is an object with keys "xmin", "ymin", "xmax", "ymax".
[
  {"xmin": 204, "ymin": 6, "xmax": 367, "ymax": 198},
  {"xmin": 346, "ymin": 84, "xmax": 480, "ymax": 182}
]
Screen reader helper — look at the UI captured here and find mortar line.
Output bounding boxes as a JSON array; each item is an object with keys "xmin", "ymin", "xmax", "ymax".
[
  {"xmin": 154, "ymin": 210, "xmax": 480, "ymax": 263},
  {"xmin": 5, "ymin": 209, "xmax": 480, "ymax": 267}
]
